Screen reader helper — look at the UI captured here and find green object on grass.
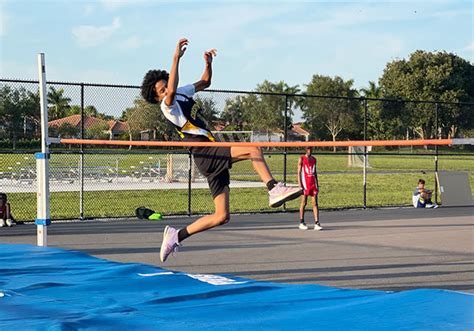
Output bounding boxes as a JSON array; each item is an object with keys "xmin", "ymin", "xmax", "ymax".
[{"xmin": 148, "ymin": 213, "xmax": 163, "ymax": 220}]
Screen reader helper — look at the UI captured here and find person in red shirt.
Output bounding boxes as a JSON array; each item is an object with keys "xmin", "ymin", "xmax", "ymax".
[
  {"xmin": 297, "ymin": 147, "xmax": 322, "ymax": 231},
  {"xmin": 0, "ymin": 193, "xmax": 16, "ymax": 227}
]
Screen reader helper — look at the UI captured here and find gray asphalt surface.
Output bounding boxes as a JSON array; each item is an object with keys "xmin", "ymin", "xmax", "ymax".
[{"xmin": 1, "ymin": 207, "xmax": 473, "ymax": 293}]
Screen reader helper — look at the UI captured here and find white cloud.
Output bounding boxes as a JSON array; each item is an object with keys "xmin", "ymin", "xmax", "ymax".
[
  {"xmin": 72, "ymin": 17, "xmax": 121, "ymax": 48},
  {"xmin": 465, "ymin": 42, "xmax": 474, "ymax": 52}
]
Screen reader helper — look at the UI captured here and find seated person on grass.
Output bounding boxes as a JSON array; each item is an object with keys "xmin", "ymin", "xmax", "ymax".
[
  {"xmin": 412, "ymin": 179, "xmax": 438, "ymax": 208},
  {"xmin": 0, "ymin": 193, "xmax": 16, "ymax": 227}
]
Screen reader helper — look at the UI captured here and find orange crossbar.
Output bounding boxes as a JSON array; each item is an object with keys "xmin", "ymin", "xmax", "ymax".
[{"xmin": 59, "ymin": 138, "xmax": 454, "ymax": 148}]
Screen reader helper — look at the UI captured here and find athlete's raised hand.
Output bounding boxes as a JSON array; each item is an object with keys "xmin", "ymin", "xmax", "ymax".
[
  {"xmin": 204, "ymin": 49, "xmax": 217, "ymax": 65},
  {"xmin": 174, "ymin": 38, "xmax": 188, "ymax": 59}
]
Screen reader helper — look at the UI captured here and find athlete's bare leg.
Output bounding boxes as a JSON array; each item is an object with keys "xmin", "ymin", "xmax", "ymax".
[
  {"xmin": 311, "ymin": 195, "xmax": 319, "ymax": 223},
  {"xmin": 299, "ymin": 195, "xmax": 308, "ymax": 220},
  {"xmin": 230, "ymin": 146, "xmax": 273, "ymax": 184},
  {"xmin": 186, "ymin": 187, "xmax": 230, "ymax": 235}
]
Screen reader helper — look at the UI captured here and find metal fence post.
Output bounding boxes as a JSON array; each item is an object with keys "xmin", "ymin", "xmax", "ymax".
[
  {"xmin": 363, "ymin": 98, "xmax": 368, "ymax": 209},
  {"xmin": 283, "ymin": 95, "xmax": 289, "ymax": 210},
  {"xmin": 434, "ymin": 102, "xmax": 439, "ymax": 204},
  {"xmin": 79, "ymin": 83, "xmax": 85, "ymax": 220}
]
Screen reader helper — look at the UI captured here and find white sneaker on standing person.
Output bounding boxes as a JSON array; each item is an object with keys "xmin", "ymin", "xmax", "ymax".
[
  {"xmin": 299, "ymin": 222, "xmax": 308, "ymax": 230},
  {"xmin": 314, "ymin": 222, "xmax": 323, "ymax": 231}
]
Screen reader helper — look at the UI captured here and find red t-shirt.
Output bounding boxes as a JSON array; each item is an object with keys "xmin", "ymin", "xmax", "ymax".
[{"xmin": 300, "ymin": 156, "xmax": 318, "ymax": 196}]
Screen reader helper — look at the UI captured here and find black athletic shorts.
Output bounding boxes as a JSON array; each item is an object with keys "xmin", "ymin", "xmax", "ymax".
[{"xmin": 191, "ymin": 146, "xmax": 232, "ymax": 199}]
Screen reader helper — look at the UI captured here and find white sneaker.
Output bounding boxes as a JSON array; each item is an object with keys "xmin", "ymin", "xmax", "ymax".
[
  {"xmin": 299, "ymin": 223, "xmax": 308, "ymax": 230},
  {"xmin": 0, "ymin": 219, "xmax": 5, "ymax": 227},
  {"xmin": 269, "ymin": 182, "xmax": 302, "ymax": 208},
  {"xmin": 160, "ymin": 226, "xmax": 180, "ymax": 262},
  {"xmin": 6, "ymin": 219, "xmax": 15, "ymax": 227},
  {"xmin": 314, "ymin": 222, "xmax": 323, "ymax": 231}
]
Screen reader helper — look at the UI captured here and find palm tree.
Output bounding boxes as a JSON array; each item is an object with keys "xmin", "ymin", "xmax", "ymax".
[
  {"xmin": 359, "ymin": 81, "xmax": 381, "ymax": 98},
  {"xmin": 47, "ymin": 87, "xmax": 71, "ymax": 120}
]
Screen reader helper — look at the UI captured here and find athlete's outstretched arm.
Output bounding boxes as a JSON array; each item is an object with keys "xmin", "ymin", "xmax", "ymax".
[
  {"xmin": 194, "ymin": 49, "xmax": 217, "ymax": 92},
  {"xmin": 165, "ymin": 38, "xmax": 188, "ymax": 107}
]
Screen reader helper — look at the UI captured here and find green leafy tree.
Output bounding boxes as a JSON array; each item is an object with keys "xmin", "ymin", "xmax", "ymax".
[
  {"xmin": 360, "ymin": 81, "xmax": 404, "ymax": 140},
  {"xmin": 0, "ymin": 86, "xmax": 41, "ymax": 148},
  {"xmin": 122, "ymin": 98, "xmax": 178, "ymax": 141},
  {"xmin": 66, "ymin": 105, "xmax": 114, "ymax": 121},
  {"xmin": 249, "ymin": 80, "xmax": 300, "ymax": 141},
  {"xmin": 193, "ymin": 94, "xmax": 220, "ymax": 129},
  {"xmin": 379, "ymin": 50, "xmax": 474, "ymax": 139},
  {"xmin": 66, "ymin": 105, "xmax": 81, "ymax": 116},
  {"xmin": 221, "ymin": 95, "xmax": 253, "ymax": 131},
  {"xmin": 85, "ymin": 122, "xmax": 109, "ymax": 140},
  {"xmin": 301, "ymin": 75, "xmax": 361, "ymax": 150},
  {"xmin": 47, "ymin": 87, "xmax": 71, "ymax": 120},
  {"xmin": 24, "ymin": 90, "xmax": 41, "ymax": 137}
]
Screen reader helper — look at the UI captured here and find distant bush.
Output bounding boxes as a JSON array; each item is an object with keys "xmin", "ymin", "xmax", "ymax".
[{"xmin": 0, "ymin": 138, "xmax": 41, "ymax": 150}]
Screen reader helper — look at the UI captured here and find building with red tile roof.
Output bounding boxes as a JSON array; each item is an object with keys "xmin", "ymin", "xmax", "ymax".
[{"xmin": 48, "ymin": 115, "xmax": 129, "ymax": 139}]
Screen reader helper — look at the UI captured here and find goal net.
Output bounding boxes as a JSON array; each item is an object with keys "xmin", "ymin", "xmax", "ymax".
[{"xmin": 348, "ymin": 146, "xmax": 372, "ymax": 168}]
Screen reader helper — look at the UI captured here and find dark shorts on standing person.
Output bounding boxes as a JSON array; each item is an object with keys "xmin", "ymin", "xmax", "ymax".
[{"xmin": 191, "ymin": 146, "xmax": 232, "ymax": 199}]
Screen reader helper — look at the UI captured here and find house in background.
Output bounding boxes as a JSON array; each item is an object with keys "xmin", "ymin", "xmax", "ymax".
[
  {"xmin": 290, "ymin": 122, "xmax": 310, "ymax": 141},
  {"xmin": 117, "ymin": 120, "xmax": 311, "ymax": 142},
  {"xmin": 107, "ymin": 120, "xmax": 130, "ymax": 139},
  {"xmin": 48, "ymin": 114, "xmax": 129, "ymax": 139},
  {"xmin": 252, "ymin": 122, "xmax": 310, "ymax": 142}
]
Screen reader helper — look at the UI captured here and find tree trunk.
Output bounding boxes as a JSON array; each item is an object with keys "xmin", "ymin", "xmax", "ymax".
[{"xmin": 449, "ymin": 125, "xmax": 457, "ymax": 139}]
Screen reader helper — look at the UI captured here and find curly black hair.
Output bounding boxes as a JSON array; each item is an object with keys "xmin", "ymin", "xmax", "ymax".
[{"xmin": 140, "ymin": 69, "xmax": 169, "ymax": 104}]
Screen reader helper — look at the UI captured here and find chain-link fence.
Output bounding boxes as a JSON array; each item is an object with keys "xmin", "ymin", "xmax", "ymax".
[{"xmin": 1, "ymin": 79, "xmax": 473, "ymax": 221}]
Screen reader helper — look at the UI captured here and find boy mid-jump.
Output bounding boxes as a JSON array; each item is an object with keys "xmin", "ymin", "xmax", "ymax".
[{"xmin": 141, "ymin": 38, "xmax": 302, "ymax": 262}]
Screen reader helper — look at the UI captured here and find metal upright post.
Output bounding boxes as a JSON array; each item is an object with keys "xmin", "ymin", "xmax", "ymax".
[
  {"xmin": 35, "ymin": 53, "xmax": 51, "ymax": 246},
  {"xmin": 80, "ymin": 83, "xmax": 85, "ymax": 220}
]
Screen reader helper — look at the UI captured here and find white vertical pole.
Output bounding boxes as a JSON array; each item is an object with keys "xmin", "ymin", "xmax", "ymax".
[
  {"xmin": 36, "ymin": 53, "xmax": 50, "ymax": 246},
  {"xmin": 363, "ymin": 147, "xmax": 367, "ymax": 209}
]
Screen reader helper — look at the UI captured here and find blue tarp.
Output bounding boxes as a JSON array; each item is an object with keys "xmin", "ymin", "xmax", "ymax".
[{"xmin": 0, "ymin": 243, "xmax": 472, "ymax": 330}]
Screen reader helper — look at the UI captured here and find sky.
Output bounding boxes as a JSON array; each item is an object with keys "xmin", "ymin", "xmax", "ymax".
[{"xmin": 0, "ymin": 0, "xmax": 473, "ymax": 92}]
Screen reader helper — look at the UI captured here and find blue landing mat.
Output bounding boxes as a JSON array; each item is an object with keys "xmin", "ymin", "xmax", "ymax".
[{"xmin": 0, "ymin": 243, "xmax": 472, "ymax": 330}]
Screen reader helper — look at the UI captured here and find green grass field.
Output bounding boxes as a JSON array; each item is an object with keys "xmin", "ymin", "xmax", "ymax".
[{"xmin": 2, "ymin": 149, "xmax": 473, "ymax": 221}]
